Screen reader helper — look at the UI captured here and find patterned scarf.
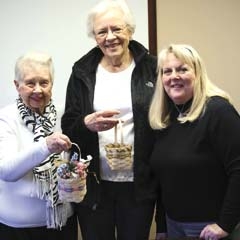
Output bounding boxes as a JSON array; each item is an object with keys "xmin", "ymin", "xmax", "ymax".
[{"xmin": 17, "ymin": 97, "xmax": 68, "ymax": 229}]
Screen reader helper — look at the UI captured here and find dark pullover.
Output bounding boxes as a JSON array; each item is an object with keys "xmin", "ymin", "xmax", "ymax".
[{"xmin": 150, "ymin": 96, "xmax": 240, "ymax": 233}]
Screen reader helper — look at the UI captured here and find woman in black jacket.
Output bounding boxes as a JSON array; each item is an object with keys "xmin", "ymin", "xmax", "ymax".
[{"xmin": 61, "ymin": 1, "xmax": 158, "ymax": 239}]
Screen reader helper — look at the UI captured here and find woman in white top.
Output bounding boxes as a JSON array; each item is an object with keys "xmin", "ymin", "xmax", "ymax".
[{"xmin": 0, "ymin": 52, "xmax": 77, "ymax": 240}]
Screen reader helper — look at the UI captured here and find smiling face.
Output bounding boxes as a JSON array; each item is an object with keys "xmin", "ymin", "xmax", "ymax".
[
  {"xmin": 162, "ymin": 53, "xmax": 195, "ymax": 105},
  {"xmin": 14, "ymin": 64, "xmax": 53, "ymax": 114},
  {"xmin": 93, "ymin": 8, "xmax": 132, "ymax": 62}
]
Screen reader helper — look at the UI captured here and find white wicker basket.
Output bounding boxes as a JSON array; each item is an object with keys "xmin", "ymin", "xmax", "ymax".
[
  {"xmin": 104, "ymin": 120, "xmax": 133, "ymax": 170},
  {"xmin": 58, "ymin": 175, "xmax": 86, "ymax": 203},
  {"xmin": 57, "ymin": 143, "xmax": 87, "ymax": 203}
]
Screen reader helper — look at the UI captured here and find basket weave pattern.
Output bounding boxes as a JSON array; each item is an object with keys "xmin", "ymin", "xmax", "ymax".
[
  {"xmin": 58, "ymin": 176, "xmax": 86, "ymax": 203},
  {"xmin": 57, "ymin": 143, "xmax": 87, "ymax": 203},
  {"xmin": 105, "ymin": 120, "xmax": 133, "ymax": 170}
]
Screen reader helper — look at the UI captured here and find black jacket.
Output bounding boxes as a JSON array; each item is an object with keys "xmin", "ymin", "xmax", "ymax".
[{"xmin": 61, "ymin": 40, "xmax": 158, "ymax": 208}]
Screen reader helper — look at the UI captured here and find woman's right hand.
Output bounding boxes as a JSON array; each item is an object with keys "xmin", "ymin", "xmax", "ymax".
[
  {"xmin": 84, "ymin": 110, "xmax": 120, "ymax": 132},
  {"xmin": 46, "ymin": 132, "xmax": 72, "ymax": 154},
  {"xmin": 200, "ymin": 223, "xmax": 228, "ymax": 240}
]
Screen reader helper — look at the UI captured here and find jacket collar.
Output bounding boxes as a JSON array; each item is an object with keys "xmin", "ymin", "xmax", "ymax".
[{"xmin": 73, "ymin": 40, "xmax": 148, "ymax": 74}]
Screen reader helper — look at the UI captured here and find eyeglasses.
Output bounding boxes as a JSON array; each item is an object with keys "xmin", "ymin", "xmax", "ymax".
[{"xmin": 94, "ymin": 25, "xmax": 127, "ymax": 39}]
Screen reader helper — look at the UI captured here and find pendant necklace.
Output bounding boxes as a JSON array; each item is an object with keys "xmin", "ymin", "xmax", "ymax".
[{"xmin": 174, "ymin": 103, "xmax": 186, "ymax": 117}]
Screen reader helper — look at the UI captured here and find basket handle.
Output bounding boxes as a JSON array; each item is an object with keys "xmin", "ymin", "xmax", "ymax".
[
  {"xmin": 70, "ymin": 143, "xmax": 81, "ymax": 161},
  {"xmin": 114, "ymin": 119, "xmax": 124, "ymax": 145},
  {"xmin": 63, "ymin": 142, "xmax": 81, "ymax": 162}
]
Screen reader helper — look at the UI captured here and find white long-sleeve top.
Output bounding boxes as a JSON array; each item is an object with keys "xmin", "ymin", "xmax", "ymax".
[{"xmin": 0, "ymin": 103, "xmax": 73, "ymax": 228}]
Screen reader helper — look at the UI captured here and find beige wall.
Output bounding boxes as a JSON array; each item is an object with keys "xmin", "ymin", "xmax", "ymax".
[{"xmin": 156, "ymin": 0, "xmax": 240, "ymax": 111}]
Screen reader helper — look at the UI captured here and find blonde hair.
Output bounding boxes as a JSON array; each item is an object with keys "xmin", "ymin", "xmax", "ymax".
[
  {"xmin": 149, "ymin": 44, "xmax": 231, "ymax": 129},
  {"xmin": 86, "ymin": 0, "xmax": 136, "ymax": 38},
  {"xmin": 15, "ymin": 51, "xmax": 54, "ymax": 82}
]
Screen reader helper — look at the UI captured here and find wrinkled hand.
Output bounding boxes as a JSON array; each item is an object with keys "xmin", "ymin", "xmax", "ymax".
[
  {"xmin": 200, "ymin": 223, "xmax": 228, "ymax": 240},
  {"xmin": 46, "ymin": 132, "xmax": 72, "ymax": 154},
  {"xmin": 84, "ymin": 110, "xmax": 120, "ymax": 132}
]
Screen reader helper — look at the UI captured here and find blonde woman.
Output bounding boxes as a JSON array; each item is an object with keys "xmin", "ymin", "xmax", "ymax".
[{"xmin": 149, "ymin": 44, "xmax": 240, "ymax": 240}]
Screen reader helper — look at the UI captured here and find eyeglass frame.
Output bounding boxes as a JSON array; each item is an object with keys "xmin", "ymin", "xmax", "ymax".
[{"xmin": 94, "ymin": 25, "xmax": 128, "ymax": 39}]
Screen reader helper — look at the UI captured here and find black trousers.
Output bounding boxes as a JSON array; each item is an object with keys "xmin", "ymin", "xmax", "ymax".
[
  {"xmin": 76, "ymin": 181, "xmax": 155, "ymax": 240},
  {"xmin": 0, "ymin": 214, "xmax": 78, "ymax": 240}
]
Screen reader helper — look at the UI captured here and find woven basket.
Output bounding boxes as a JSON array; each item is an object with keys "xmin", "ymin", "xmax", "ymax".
[
  {"xmin": 57, "ymin": 143, "xmax": 87, "ymax": 203},
  {"xmin": 104, "ymin": 120, "xmax": 133, "ymax": 170},
  {"xmin": 58, "ymin": 176, "xmax": 86, "ymax": 203}
]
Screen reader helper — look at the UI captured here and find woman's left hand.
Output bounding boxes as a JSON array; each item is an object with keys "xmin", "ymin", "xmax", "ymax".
[{"xmin": 200, "ymin": 223, "xmax": 228, "ymax": 240}]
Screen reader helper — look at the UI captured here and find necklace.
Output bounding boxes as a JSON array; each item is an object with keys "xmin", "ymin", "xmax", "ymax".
[{"xmin": 174, "ymin": 103, "xmax": 187, "ymax": 117}]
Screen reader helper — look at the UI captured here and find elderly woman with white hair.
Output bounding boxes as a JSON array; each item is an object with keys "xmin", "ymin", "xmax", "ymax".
[
  {"xmin": 61, "ymin": 0, "xmax": 158, "ymax": 239},
  {"xmin": 0, "ymin": 52, "xmax": 78, "ymax": 240}
]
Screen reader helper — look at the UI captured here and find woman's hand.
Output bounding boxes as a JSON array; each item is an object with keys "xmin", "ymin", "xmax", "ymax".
[
  {"xmin": 200, "ymin": 223, "xmax": 228, "ymax": 240},
  {"xmin": 46, "ymin": 132, "xmax": 72, "ymax": 153},
  {"xmin": 84, "ymin": 110, "xmax": 120, "ymax": 132}
]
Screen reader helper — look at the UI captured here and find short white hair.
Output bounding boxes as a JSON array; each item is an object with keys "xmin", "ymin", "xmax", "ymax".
[
  {"xmin": 15, "ymin": 51, "xmax": 54, "ymax": 82},
  {"xmin": 86, "ymin": 0, "xmax": 136, "ymax": 38}
]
